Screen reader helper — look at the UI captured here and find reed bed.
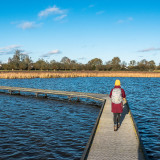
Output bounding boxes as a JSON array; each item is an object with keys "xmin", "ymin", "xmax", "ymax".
[{"xmin": 0, "ymin": 71, "xmax": 160, "ymax": 79}]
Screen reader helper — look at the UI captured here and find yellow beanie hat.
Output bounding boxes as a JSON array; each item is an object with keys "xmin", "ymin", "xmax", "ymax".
[{"xmin": 115, "ymin": 79, "xmax": 121, "ymax": 86}]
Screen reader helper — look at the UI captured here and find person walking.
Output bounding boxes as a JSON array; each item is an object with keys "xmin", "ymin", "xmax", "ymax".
[{"xmin": 109, "ymin": 79, "xmax": 126, "ymax": 131}]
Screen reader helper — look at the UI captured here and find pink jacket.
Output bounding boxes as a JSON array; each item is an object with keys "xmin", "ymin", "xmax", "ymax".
[{"xmin": 109, "ymin": 86, "xmax": 126, "ymax": 113}]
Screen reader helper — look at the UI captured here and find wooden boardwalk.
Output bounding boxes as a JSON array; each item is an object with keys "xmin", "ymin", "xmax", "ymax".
[
  {"xmin": 0, "ymin": 86, "xmax": 148, "ymax": 159},
  {"xmin": 0, "ymin": 86, "xmax": 106, "ymax": 101},
  {"xmin": 82, "ymin": 96, "xmax": 147, "ymax": 160}
]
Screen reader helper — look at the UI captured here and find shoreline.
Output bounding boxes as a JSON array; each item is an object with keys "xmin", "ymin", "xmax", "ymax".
[{"xmin": 0, "ymin": 71, "xmax": 160, "ymax": 79}]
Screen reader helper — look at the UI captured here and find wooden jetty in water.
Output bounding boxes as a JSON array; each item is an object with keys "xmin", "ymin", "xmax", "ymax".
[
  {"xmin": 0, "ymin": 86, "xmax": 149, "ymax": 160},
  {"xmin": 0, "ymin": 86, "xmax": 106, "ymax": 101},
  {"xmin": 81, "ymin": 97, "xmax": 149, "ymax": 160}
]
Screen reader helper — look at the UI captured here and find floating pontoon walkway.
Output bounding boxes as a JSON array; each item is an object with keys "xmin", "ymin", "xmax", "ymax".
[
  {"xmin": 0, "ymin": 86, "xmax": 148, "ymax": 159},
  {"xmin": 81, "ymin": 96, "xmax": 148, "ymax": 160},
  {"xmin": 0, "ymin": 86, "xmax": 106, "ymax": 101}
]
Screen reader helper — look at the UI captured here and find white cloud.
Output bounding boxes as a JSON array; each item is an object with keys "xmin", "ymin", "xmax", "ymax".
[
  {"xmin": 42, "ymin": 49, "xmax": 61, "ymax": 58},
  {"xmin": 96, "ymin": 11, "xmax": 105, "ymax": 15},
  {"xmin": 138, "ymin": 47, "xmax": 160, "ymax": 52},
  {"xmin": 48, "ymin": 50, "xmax": 61, "ymax": 54},
  {"xmin": 117, "ymin": 17, "xmax": 133, "ymax": 24},
  {"xmin": 54, "ymin": 14, "xmax": 67, "ymax": 21},
  {"xmin": 18, "ymin": 21, "xmax": 35, "ymax": 29},
  {"xmin": 17, "ymin": 21, "xmax": 42, "ymax": 30},
  {"xmin": 0, "ymin": 45, "xmax": 21, "ymax": 51},
  {"xmin": 0, "ymin": 45, "xmax": 22, "ymax": 55},
  {"xmin": 38, "ymin": 5, "xmax": 66, "ymax": 17}
]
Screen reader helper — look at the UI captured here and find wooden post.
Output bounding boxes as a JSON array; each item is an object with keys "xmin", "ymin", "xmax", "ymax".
[
  {"xmin": 68, "ymin": 96, "xmax": 71, "ymax": 101},
  {"xmin": 9, "ymin": 90, "xmax": 12, "ymax": 95},
  {"xmin": 77, "ymin": 97, "xmax": 80, "ymax": 102},
  {"xmin": 36, "ymin": 93, "xmax": 38, "ymax": 97}
]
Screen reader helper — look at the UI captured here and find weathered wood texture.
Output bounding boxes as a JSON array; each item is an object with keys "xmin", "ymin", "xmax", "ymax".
[
  {"xmin": 0, "ymin": 86, "xmax": 107, "ymax": 101},
  {"xmin": 87, "ymin": 96, "xmax": 145, "ymax": 160},
  {"xmin": 0, "ymin": 86, "xmax": 148, "ymax": 160}
]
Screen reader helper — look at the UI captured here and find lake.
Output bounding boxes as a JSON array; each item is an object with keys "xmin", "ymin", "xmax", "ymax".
[{"xmin": 0, "ymin": 77, "xmax": 159, "ymax": 160}]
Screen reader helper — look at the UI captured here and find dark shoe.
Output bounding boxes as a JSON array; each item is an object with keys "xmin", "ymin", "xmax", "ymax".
[{"xmin": 114, "ymin": 125, "xmax": 117, "ymax": 131}]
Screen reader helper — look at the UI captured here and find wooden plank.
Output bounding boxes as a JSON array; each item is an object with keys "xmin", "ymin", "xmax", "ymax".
[
  {"xmin": 81, "ymin": 100, "xmax": 106, "ymax": 160},
  {"xmin": 0, "ymin": 86, "xmax": 106, "ymax": 101},
  {"xmin": 86, "ymin": 96, "xmax": 146, "ymax": 160},
  {"xmin": 0, "ymin": 86, "xmax": 148, "ymax": 159}
]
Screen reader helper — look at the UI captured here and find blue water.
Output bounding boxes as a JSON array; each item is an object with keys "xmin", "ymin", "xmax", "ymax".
[
  {"xmin": 0, "ymin": 94, "xmax": 99, "ymax": 160},
  {"xmin": 0, "ymin": 77, "xmax": 160, "ymax": 160}
]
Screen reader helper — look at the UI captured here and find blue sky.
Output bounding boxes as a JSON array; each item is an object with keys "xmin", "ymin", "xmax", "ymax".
[{"xmin": 0, "ymin": 0, "xmax": 160, "ymax": 64}]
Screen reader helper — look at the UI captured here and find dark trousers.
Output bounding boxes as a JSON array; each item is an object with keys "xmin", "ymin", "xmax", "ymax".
[{"xmin": 113, "ymin": 113, "xmax": 121, "ymax": 125}]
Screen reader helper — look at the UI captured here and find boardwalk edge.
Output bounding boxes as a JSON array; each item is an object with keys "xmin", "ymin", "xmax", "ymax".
[
  {"xmin": 80, "ymin": 99, "xmax": 106, "ymax": 160},
  {"xmin": 129, "ymin": 105, "xmax": 150, "ymax": 160}
]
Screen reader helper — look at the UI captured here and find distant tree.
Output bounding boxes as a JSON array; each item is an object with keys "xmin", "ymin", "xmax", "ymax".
[
  {"xmin": 148, "ymin": 60, "xmax": 156, "ymax": 71},
  {"xmin": 50, "ymin": 60, "xmax": 56, "ymax": 64},
  {"xmin": 20, "ymin": 54, "xmax": 32, "ymax": 70},
  {"xmin": 128, "ymin": 60, "xmax": 137, "ymax": 70},
  {"xmin": 71, "ymin": 60, "xmax": 76, "ymax": 64},
  {"xmin": 121, "ymin": 61, "xmax": 127, "ymax": 70},
  {"xmin": 157, "ymin": 63, "xmax": 160, "ymax": 70},
  {"xmin": 70, "ymin": 60, "xmax": 78, "ymax": 70},
  {"xmin": 8, "ymin": 50, "xmax": 21, "ymax": 69},
  {"xmin": 19, "ymin": 62, "xmax": 27, "ymax": 70},
  {"xmin": 34, "ymin": 59, "xmax": 48, "ymax": 70},
  {"xmin": 77, "ymin": 63, "xmax": 85, "ymax": 71},
  {"xmin": 88, "ymin": 58, "xmax": 103, "ymax": 70},
  {"xmin": 88, "ymin": 58, "xmax": 103, "ymax": 66},
  {"xmin": 0, "ymin": 61, "xmax": 2, "ymax": 70},
  {"xmin": 105, "ymin": 61, "xmax": 112, "ymax": 71},
  {"xmin": 7, "ymin": 50, "xmax": 33, "ymax": 70},
  {"xmin": 84, "ymin": 64, "xmax": 92, "ymax": 70},
  {"xmin": 12, "ymin": 50, "xmax": 21, "ymax": 62},
  {"xmin": 129, "ymin": 60, "xmax": 136, "ymax": 67},
  {"xmin": 4, "ymin": 52, "xmax": 158, "ymax": 72},
  {"xmin": 60, "ymin": 57, "xmax": 71, "ymax": 70},
  {"xmin": 49, "ymin": 60, "xmax": 57, "ymax": 70},
  {"xmin": 137, "ymin": 59, "xmax": 148, "ymax": 71},
  {"xmin": 60, "ymin": 57, "xmax": 71, "ymax": 64},
  {"xmin": 111, "ymin": 57, "xmax": 121, "ymax": 70}
]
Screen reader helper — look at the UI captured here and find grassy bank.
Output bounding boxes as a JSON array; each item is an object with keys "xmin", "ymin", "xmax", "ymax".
[{"xmin": 0, "ymin": 71, "xmax": 160, "ymax": 79}]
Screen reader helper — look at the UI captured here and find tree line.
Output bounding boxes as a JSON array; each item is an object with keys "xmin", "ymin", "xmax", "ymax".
[{"xmin": 0, "ymin": 50, "xmax": 160, "ymax": 71}]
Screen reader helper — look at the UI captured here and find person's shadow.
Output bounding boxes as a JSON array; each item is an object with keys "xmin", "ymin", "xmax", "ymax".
[{"xmin": 120, "ymin": 102, "xmax": 129, "ymax": 125}]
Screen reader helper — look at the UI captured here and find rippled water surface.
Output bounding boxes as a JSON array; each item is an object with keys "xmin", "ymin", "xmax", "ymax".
[
  {"xmin": 0, "ymin": 77, "xmax": 160, "ymax": 160},
  {"xmin": 0, "ymin": 94, "xmax": 99, "ymax": 160}
]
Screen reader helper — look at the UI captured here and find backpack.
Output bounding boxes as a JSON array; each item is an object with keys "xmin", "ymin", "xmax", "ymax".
[{"xmin": 111, "ymin": 88, "xmax": 123, "ymax": 104}]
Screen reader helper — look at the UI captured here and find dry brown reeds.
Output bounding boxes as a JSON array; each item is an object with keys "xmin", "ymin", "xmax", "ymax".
[{"xmin": 0, "ymin": 71, "xmax": 160, "ymax": 79}]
